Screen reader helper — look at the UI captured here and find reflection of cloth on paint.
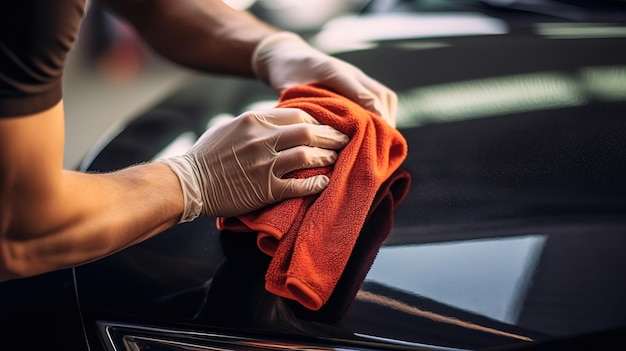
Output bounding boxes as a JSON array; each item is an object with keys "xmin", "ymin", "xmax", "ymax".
[{"xmin": 217, "ymin": 84, "xmax": 408, "ymax": 310}]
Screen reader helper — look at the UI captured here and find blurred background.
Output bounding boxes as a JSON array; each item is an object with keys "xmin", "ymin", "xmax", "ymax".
[{"xmin": 62, "ymin": 0, "xmax": 369, "ymax": 169}]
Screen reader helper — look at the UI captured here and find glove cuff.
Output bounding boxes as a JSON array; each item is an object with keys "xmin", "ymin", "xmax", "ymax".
[
  {"xmin": 251, "ymin": 31, "xmax": 306, "ymax": 82},
  {"xmin": 159, "ymin": 155, "xmax": 204, "ymax": 223}
]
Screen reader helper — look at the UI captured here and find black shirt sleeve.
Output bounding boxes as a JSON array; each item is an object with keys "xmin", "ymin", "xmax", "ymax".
[{"xmin": 0, "ymin": 0, "xmax": 86, "ymax": 117}]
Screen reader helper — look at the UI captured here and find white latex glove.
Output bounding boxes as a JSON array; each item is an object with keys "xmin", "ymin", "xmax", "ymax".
[
  {"xmin": 160, "ymin": 108, "xmax": 349, "ymax": 222},
  {"xmin": 252, "ymin": 32, "xmax": 398, "ymax": 128}
]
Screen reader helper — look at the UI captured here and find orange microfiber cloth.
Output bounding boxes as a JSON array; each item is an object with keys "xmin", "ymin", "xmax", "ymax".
[{"xmin": 217, "ymin": 84, "xmax": 408, "ymax": 310}]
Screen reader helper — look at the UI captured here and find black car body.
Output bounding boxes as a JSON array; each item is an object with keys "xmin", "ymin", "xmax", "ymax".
[{"xmin": 2, "ymin": 1, "xmax": 626, "ymax": 350}]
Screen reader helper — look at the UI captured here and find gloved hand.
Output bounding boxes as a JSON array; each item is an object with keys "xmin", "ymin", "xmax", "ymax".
[
  {"xmin": 252, "ymin": 32, "xmax": 398, "ymax": 128},
  {"xmin": 160, "ymin": 108, "xmax": 349, "ymax": 222}
]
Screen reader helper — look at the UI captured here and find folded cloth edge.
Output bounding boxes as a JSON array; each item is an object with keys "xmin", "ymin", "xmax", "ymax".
[{"xmin": 265, "ymin": 276, "xmax": 324, "ymax": 311}]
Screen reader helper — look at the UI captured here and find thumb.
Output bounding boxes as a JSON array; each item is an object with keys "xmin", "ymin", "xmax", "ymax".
[{"xmin": 277, "ymin": 175, "xmax": 329, "ymax": 200}]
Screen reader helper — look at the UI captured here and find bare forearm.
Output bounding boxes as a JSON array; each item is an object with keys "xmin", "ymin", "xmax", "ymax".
[
  {"xmin": 1, "ymin": 162, "xmax": 182, "ymax": 281},
  {"xmin": 103, "ymin": 0, "xmax": 279, "ymax": 75}
]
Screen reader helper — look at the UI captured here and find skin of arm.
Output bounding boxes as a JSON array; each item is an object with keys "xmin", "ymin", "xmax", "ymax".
[
  {"xmin": 0, "ymin": 101, "xmax": 184, "ymax": 281},
  {"xmin": 101, "ymin": 0, "xmax": 280, "ymax": 76},
  {"xmin": 0, "ymin": 0, "xmax": 293, "ymax": 281}
]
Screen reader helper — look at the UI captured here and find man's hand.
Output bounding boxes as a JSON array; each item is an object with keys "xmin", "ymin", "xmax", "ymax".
[
  {"xmin": 252, "ymin": 32, "xmax": 398, "ymax": 128},
  {"xmin": 161, "ymin": 108, "xmax": 349, "ymax": 222}
]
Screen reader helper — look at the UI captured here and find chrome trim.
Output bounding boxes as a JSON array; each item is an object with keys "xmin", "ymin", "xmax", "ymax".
[
  {"xmin": 352, "ymin": 334, "xmax": 467, "ymax": 351},
  {"xmin": 100, "ymin": 322, "xmax": 338, "ymax": 351},
  {"xmin": 97, "ymin": 321, "xmax": 466, "ymax": 351}
]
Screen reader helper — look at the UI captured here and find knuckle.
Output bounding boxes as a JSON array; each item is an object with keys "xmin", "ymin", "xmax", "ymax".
[
  {"xmin": 239, "ymin": 111, "xmax": 263, "ymax": 126},
  {"xmin": 294, "ymin": 108, "xmax": 316, "ymax": 123},
  {"xmin": 291, "ymin": 148, "xmax": 319, "ymax": 169},
  {"xmin": 299, "ymin": 126, "xmax": 315, "ymax": 145},
  {"xmin": 295, "ymin": 147, "xmax": 312, "ymax": 162}
]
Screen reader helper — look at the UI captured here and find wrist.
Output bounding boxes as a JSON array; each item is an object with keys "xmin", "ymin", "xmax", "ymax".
[
  {"xmin": 159, "ymin": 155, "xmax": 204, "ymax": 223},
  {"xmin": 251, "ymin": 31, "xmax": 307, "ymax": 82}
]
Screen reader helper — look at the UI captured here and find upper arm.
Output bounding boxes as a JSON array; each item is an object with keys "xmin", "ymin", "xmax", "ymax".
[
  {"xmin": 0, "ymin": 102, "xmax": 66, "ymax": 239},
  {"xmin": 0, "ymin": 1, "xmax": 82, "ymax": 233}
]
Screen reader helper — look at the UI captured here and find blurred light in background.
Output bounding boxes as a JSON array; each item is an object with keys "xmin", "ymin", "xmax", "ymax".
[
  {"xmin": 395, "ymin": 66, "xmax": 626, "ymax": 128},
  {"xmin": 255, "ymin": 0, "xmax": 368, "ymax": 32},
  {"xmin": 582, "ymin": 65, "xmax": 626, "ymax": 100},
  {"xmin": 397, "ymin": 72, "xmax": 583, "ymax": 128},
  {"xmin": 242, "ymin": 99, "xmax": 280, "ymax": 111},
  {"xmin": 152, "ymin": 132, "xmax": 198, "ymax": 160},
  {"xmin": 536, "ymin": 22, "xmax": 626, "ymax": 39},
  {"xmin": 312, "ymin": 13, "xmax": 507, "ymax": 53},
  {"xmin": 389, "ymin": 41, "xmax": 450, "ymax": 51}
]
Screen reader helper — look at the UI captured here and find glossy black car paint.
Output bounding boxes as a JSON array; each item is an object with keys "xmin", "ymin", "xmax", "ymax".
[{"xmin": 3, "ymin": 3, "xmax": 626, "ymax": 351}]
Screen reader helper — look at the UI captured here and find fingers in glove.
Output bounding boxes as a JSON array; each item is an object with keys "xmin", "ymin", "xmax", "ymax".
[
  {"xmin": 357, "ymin": 72, "xmax": 398, "ymax": 127},
  {"xmin": 253, "ymin": 108, "xmax": 321, "ymax": 126},
  {"xmin": 274, "ymin": 123, "xmax": 349, "ymax": 152},
  {"xmin": 241, "ymin": 109, "xmax": 348, "ymax": 151},
  {"xmin": 273, "ymin": 146, "xmax": 338, "ymax": 177},
  {"xmin": 277, "ymin": 175, "xmax": 330, "ymax": 200},
  {"xmin": 315, "ymin": 59, "xmax": 398, "ymax": 127}
]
